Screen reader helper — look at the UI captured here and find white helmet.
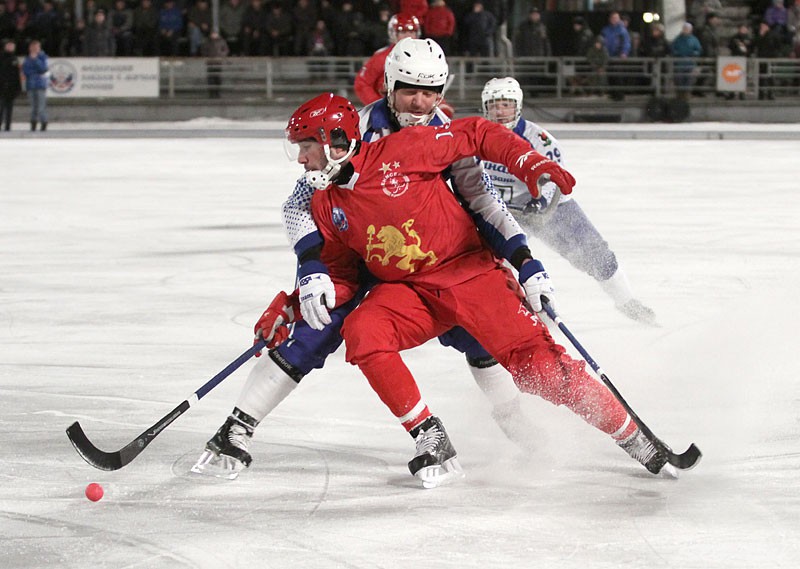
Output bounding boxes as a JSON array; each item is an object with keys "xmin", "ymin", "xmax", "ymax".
[
  {"xmin": 481, "ymin": 77, "xmax": 523, "ymax": 129},
  {"xmin": 384, "ymin": 37, "xmax": 449, "ymax": 127}
]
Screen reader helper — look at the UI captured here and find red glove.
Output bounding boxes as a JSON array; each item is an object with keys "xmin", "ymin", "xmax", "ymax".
[
  {"xmin": 521, "ymin": 156, "xmax": 576, "ymax": 198},
  {"xmin": 253, "ymin": 290, "xmax": 300, "ymax": 355}
]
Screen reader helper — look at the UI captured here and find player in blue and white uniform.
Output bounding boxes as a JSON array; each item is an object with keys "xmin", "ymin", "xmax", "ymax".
[
  {"xmin": 193, "ymin": 41, "xmax": 542, "ymax": 481},
  {"xmin": 480, "ymin": 77, "xmax": 656, "ymax": 324}
]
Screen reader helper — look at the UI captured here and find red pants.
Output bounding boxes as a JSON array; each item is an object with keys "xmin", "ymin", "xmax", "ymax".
[{"xmin": 341, "ymin": 267, "xmax": 632, "ymax": 438}]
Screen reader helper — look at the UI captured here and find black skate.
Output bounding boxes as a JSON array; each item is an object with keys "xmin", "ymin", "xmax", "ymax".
[
  {"xmin": 617, "ymin": 429, "xmax": 677, "ymax": 477},
  {"xmin": 618, "ymin": 299, "xmax": 657, "ymax": 326},
  {"xmin": 191, "ymin": 409, "xmax": 258, "ymax": 480},
  {"xmin": 408, "ymin": 416, "xmax": 465, "ymax": 489}
]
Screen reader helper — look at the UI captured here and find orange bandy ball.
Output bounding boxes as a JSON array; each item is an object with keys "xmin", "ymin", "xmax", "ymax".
[{"xmin": 85, "ymin": 483, "xmax": 104, "ymax": 502}]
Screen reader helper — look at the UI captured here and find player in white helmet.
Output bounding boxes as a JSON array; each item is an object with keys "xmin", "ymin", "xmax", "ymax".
[
  {"xmin": 194, "ymin": 42, "xmax": 552, "ymax": 484},
  {"xmin": 480, "ymin": 77, "xmax": 656, "ymax": 324}
]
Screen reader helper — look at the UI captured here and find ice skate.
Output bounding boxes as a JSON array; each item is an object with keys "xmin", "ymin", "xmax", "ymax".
[
  {"xmin": 491, "ymin": 395, "xmax": 539, "ymax": 452},
  {"xmin": 617, "ymin": 428, "xmax": 677, "ymax": 478},
  {"xmin": 408, "ymin": 416, "xmax": 465, "ymax": 489},
  {"xmin": 617, "ymin": 299, "xmax": 657, "ymax": 325},
  {"xmin": 191, "ymin": 410, "xmax": 257, "ymax": 480}
]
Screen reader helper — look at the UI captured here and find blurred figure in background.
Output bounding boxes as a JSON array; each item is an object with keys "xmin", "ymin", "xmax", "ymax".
[
  {"xmin": 0, "ymin": 38, "xmax": 22, "ymax": 131},
  {"xmin": 201, "ymin": 30, "xmax": 229, "ymax": 99},
  {"xmin": 22, "ymin": 39, "xmax": 48, "ymax": 131},
  {"xmin": 354, "ymin": 12, "xmax": 420, "ymax": 105}
]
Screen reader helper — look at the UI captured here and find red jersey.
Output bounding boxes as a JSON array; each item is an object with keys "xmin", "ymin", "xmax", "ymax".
[
  {"xmin": 311, "ymin": 117, "xmax": 549, "ymax": 290},
  {"xmin": 354, "ymin": 46, "xmax": 392, "ymax": 106}
]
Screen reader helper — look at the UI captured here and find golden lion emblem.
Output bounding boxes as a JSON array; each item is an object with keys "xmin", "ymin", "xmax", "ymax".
[{"xmin": 366, "ymin": 219, "xmax": 438, "ymax": 273}]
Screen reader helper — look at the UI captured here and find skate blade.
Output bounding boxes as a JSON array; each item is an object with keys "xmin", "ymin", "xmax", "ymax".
[
  {"xmin": 190, "ymin": 449, "xmax": 244, "ymax": 480},
  {"xmin": 659, "ymin": 463, "xmax": 680, "ymax": 480},
  {"xmin": 416, "ymin": 457, "xmax": 465, "ymax": 489}
]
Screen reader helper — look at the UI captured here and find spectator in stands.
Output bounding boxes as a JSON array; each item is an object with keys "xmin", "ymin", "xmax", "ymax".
[
  {"xmin": 363, "ymin": 5, "xmax": 391, "ymax": 54},
  {"xmin": 133, "ymin": 0, "xmax": 159, "ymax": 56},
  {"xmin": 219, "ymin": 0, "xmax": 246, "ymax": 56},
  {"xmin": 67, "ymin": 17, "xmax": 87, "ymax": 56},
  {"xmin": 400, "ymin": 0, "xmax": 428, "ymax": 20},
  {"xmin": 424, "ymin": 0, "xmax": 456, "ymax": 55},
  {"xmin": 729, "ymin": 23, "xmax": 753, "ymax": 56},
  {"xmin": 696, "ymin": 11, "xmax": 721, "ymax": 96},
  {"xmin": 789, "ymin": 0, "xmax": 800, "ymax": 32},
  {"xmin": 0, "ymin": 37, "xmax": 22, "ymax": 131},
  {"xmin": 158, "ymin": 0, "xmax": 184, "ymax": 56},
  {"xmin": 13, "ymin": 2, "xmax": 33, "ymax": 47},
  {"xmin": 265, "ymin": 1, "xmax": 293, "ymax": 56},
  {"xmin": 726, "ymin": 23, "xmax": 752, "ymax": 99},
  {"xmin": 462, "ymin": 0, "xmax": 496, "ymax": 57},
  {"xmin": 585, "ymin": 34, "xmax": 608, "ymax": 95},
  {"xmin": 30, "ymin": 1, "xmax": 62, "ymax": 57},
  {"xmin": 601, "ymin": 11, "xmax": 630, "ymax": 100},
  {"xmin": 569, "ymin": 15, "xmax": 594, "ymax": 57},
  {"xmin": 109, "ymin": 0, "xmax": 134, "ymax": 56},
  {"xmin": 241, "ymin": 0, "xmax": 267, "ymax": 56},
  {"xmin": 643, "ymin": 22, "xmax": 670, "ymax": 58},
  {"xmin": 85, "ymin": 9, "xmax": 115, "ymax": 56},
  {"xmin": 307, "ymin": 19, "xmax": 333, "ymax": 80},
  {"xmin": 292, "ymin": 0, "xmax": 318, "ymax": 56},
  {"xmin": 0, "ymin": 6, "xmax": 14, "ymax": 46},
  {"xmin": 201, "ymin": 30, "xmax": 229, "ymax": 98},
  {"xmin": 755, "ymin": 20, "xmax": 784, "ymax": 99},
  {"xmin": 764, "ymin": 0, "xmax": 789, "ymax": 28},
  {"xmin": 671, "ymin": 22, "xmax": 702, "ymax": 100},
  {"xmin": 188, "ymin": 0, "xmax": 213, "ymax": 56},
  {"xmin": 689, "ymin": 0, "xmax": 722, "ymax": 26},
  {"xmin": 513, "ymin": 7, "xmax": 551, "ymax": 57},
  {"xmin": 330, "ymin": 1, "xmax": 368, "ymax": 57}
]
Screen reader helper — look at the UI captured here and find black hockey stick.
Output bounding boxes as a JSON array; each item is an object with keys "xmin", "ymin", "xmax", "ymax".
[
  {"xmin": 66, "ymin": 340, "xmax": 266, "ymax": 471},
  {"xmin": 541, "ymin": 301, "xmax": 701, "ymax": 470}
]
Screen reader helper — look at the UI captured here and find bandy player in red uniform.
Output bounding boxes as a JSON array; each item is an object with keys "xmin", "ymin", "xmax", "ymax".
[{"xmin": 286, "ymin": 93, "xmax": 674, "ymax": 487}]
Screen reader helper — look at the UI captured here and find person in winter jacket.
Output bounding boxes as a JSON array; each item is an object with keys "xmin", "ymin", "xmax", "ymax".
[
  {"xmin": 0, "ymin": 38, "xmax": 22, "ymax": 131},
  {"xmin": 21, "ymin": 39, "xmax": 48, "ymax": 131}
]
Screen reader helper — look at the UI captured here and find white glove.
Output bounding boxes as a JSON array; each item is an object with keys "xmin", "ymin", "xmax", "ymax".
[
  {"xmin": 298, "ymin": 262, "xmax": 336, "ymax": 330},
  {"xmin": 518, "ymin": 260, "xmax": 555, "ymax": 313}
]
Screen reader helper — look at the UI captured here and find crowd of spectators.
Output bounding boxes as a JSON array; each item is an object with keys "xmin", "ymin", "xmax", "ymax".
[
  {"xmin": 0, "ymin": 0, "xmax": 509, "ymax": 58},
  {"xmin": 0, "ymin": 0, "xmax": 798, "ymax": 82}
]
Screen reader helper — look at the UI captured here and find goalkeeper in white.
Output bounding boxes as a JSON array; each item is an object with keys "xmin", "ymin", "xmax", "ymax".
[{"xmin": 480, "ymin": 77, "xmax": 655, "ymax": 324}]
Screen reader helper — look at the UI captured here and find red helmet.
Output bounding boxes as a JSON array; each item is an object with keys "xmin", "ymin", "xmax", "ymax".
[
  {"xmin": 388, "ymin": 13, "xmax": 421, "ymax": 44},
  {"xmin": 286, "ymin": 93, "xmax": 360, "ymax": 148}
]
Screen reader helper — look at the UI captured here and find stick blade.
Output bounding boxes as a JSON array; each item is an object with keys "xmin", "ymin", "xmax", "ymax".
[
  {"xmin": 667, "ymin": 443, "xmax": 702, "ymax": 471},
  {"xmin": 66, "ymin": 421, "xmax": 124, "ymax": 471}
]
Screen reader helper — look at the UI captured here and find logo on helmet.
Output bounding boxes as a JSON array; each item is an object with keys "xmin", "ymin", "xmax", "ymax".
[{"xmin": 310, "ymin": 108, "xmax": 325, "ymax": 118}]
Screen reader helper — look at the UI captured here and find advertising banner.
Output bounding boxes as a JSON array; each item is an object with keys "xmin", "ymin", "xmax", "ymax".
[
  {"xmin": 716, "ymin": 57, "xmax": 747, "ymax": 92},
  {"xmin": 47, "ymin": 58, "xmax": 160, "ymax": 98}
]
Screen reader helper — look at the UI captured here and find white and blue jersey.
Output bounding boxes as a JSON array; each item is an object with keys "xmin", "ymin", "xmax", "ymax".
[{"xmin": 484, "ymin": 118, "xmax": 619, "ymax": 283}]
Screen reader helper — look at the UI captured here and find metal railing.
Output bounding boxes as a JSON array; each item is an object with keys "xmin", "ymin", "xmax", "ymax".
[{"xmin": 159, "ymin": 56, "xmax": 800, "ymax": 102}]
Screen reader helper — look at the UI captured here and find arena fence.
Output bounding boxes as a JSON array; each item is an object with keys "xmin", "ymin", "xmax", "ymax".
[{"xmin": 158, "ymin": 56, "xmax": 800, "ymax": 103}]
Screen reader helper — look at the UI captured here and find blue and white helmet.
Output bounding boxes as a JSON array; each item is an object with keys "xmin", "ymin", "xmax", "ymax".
[{"xmin": 481, "ymin": 77, "xmax": 523, "ymax": 129}]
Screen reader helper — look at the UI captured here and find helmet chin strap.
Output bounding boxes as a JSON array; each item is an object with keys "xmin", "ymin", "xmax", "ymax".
[
  {"xmin": 390, "ymin": 93, "xmax": 444, "ymax": 128},
  {"xmin": 304, "ymin": 139, "xmax": 358, "ymax": 190}
]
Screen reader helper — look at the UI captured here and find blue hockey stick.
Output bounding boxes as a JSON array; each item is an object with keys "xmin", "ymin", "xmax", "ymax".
[
  {"xmin": 66, "ymin": 340, "xmax": 266, "ymax": 471},
  {"xmin": 541, "ymin": 300, "xmax": 702, "ymax": 470}
]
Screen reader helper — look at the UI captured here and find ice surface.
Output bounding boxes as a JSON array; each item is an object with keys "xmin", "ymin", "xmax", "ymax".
[{"xmin": 1, "ymin": 130, "xmax": 798, "ymax": 568}]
